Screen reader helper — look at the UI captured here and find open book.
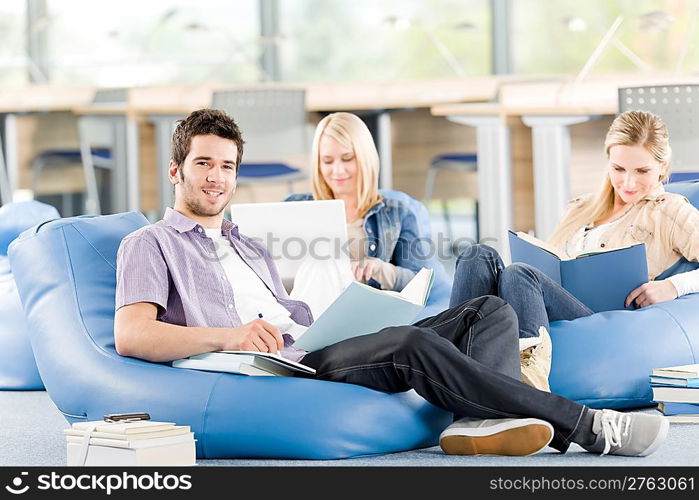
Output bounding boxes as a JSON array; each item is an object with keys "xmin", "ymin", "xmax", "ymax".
[
  {"xmin": 508, "ymin": 231, "xmax": 648, "ymax": 313},
  {"xmin": 511, "ymin": 231, "xmax": 608, "ymax": 260},
  {"xmin": 292, "ymin": 267, "xmax": 434, "ymax": 352},
  {"xmin": 172, "ymin": 351, "xmax": 316, "ymax": 377}
]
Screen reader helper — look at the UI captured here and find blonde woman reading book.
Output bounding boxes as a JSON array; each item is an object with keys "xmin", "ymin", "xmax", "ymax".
[{"xmin": 451, "ymin": 110, "xmax": 699, "ymax": 392}]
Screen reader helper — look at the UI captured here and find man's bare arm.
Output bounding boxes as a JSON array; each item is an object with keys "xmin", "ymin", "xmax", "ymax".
[{"xmin": 114, "ymin": 302, "xmax": 284, "ymax": 362}]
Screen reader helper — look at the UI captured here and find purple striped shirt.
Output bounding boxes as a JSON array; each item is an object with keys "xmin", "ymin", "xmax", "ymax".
[{"xmin": 115, "ymin": 208, "xmax": 314, "ymax": 333}]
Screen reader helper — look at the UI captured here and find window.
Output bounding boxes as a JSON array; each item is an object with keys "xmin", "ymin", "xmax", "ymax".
[
  {"xmin": 279, "ymin": 0, "xmax": 491, "ymax": 81},
  {"xmin": 0, "ymin": 3, "xmax": 27, "ymax": 85},
  {"xmin": 44, "ymin": 0, "xmax": 260, "ymax": 86},
  {"xmin": 512, "ymin": 0, "xmax": 698, "ymax": 76}
]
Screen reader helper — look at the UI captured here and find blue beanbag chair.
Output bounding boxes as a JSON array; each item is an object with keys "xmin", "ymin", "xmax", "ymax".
[
  {"xmin": 0, "ymin": 200, "xmax": 60, "ymax": 390},
  {"xmin": 549, "ymin": 180, "xmax": 699, "ymax": 409},
  {"xmin": 9, "ymin": 212, "xmax": 451, "ymax": 459}
]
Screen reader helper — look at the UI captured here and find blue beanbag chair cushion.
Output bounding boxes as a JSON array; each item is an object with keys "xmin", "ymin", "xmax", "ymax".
[
  {"xmin": 9, "ymin": 212, "xmax": 451, "ymax": 459},
  {"xmin": 549, "ymin": 180, "xmax": 699, "ymax": 409},
  {"xmin": 0, "ymin": 200, "xmax": 60, "ymax": 389},
  {"xmin": 0, "ymin": 200, "xmax": 61, "ymax": 255}
]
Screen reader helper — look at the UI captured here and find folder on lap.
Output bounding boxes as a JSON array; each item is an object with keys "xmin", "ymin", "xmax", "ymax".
[{"xmin": 508, "ymin": 230, "xmax": 648, "ymax": 313}]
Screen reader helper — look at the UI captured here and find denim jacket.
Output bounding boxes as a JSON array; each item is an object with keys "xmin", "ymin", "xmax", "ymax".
[{"xmin": 284, "ymin": 192, "xmax": 433, "ymax": 290}]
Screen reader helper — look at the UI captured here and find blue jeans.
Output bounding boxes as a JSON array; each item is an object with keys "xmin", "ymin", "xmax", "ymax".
[{"xmin": 449, "ymin": 244, "xmax": 594, "ymax": 339}]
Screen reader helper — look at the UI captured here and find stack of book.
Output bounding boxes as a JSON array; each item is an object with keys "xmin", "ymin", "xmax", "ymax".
[
  {"xmin": 65, "ymin": 420, "xmax": 196, "ymax": 466},
  {"xmin": 650, "ymin": 363, "xmax": 699, "ymax": 423}
]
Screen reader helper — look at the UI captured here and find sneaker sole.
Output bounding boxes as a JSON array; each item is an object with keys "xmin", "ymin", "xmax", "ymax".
[{"xmin": 439, "ymin": 419, "xmax": 554, "ymax": 456}]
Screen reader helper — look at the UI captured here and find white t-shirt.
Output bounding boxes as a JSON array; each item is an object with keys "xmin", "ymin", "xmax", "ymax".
[
  {"xmin": 567, "ymin": 219, "xmax": 623, "ymax": 254},
  {"xmin": 204, "ymin": 228, "xmax": 308, "ymax": 340}
]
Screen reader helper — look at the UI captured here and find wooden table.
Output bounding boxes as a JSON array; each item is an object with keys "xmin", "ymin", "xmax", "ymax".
[{"xmin": 0, "ymin": 77, "xmax": 510, "ymax": 218}]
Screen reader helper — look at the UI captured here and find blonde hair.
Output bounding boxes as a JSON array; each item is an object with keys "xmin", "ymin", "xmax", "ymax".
[
  {"xmin": 548, "ymin": 110, "xmax": 672, "ymax": 248},
  {"xmin": 310, "ymin": 112, "xmax": 382, "ymax": 217}
]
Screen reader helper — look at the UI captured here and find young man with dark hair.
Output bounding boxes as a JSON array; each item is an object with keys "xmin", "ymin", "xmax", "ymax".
[{"xmin": 115, "ymin": 108, "xmax": 668, "ymax": 458}]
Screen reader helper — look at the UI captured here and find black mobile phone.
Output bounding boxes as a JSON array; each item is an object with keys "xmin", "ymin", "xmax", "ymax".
[{"xmin": 103, "ymin": 412, "xmax": 151, "ymax": 422}]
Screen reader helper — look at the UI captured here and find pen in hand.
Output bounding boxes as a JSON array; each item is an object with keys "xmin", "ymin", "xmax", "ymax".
[{"xmin": 257, "ymin": 312, "xmax": 279, "ymax": 355}]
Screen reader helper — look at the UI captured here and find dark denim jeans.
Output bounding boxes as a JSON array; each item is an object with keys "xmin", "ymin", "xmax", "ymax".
[
  {"xmin": 449, "ymin": 244, "xmax": 594, "ymax": 339},
  {"xmin": 301, "ymin": 295, "xmax": 589, "ymax": 452}
]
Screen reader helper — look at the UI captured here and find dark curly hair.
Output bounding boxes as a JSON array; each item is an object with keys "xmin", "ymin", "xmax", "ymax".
[{"xmin": 171, "ymin": 108, "xmax": 245, "ymax": 173}]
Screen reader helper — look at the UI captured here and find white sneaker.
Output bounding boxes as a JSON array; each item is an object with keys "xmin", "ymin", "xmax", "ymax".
[
  {"xmin": 582, "ymin": 410, "xmax": 669, "ymax": 457},
  {"xmin": 439, "ymin": 417, "xmax": 554, "ymax": 456},
  {"xmin": 520, "ymin": 326, "xmax": 552, "ymax": 392}
]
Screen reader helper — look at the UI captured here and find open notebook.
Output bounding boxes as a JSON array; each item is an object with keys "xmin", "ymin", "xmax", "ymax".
[{"xmin": 292, "ymin": 267, "xmax": 434, "ymax": 352}]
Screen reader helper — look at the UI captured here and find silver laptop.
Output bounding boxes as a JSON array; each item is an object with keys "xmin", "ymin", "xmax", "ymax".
[{"xmin": 230, "ymin": 199, "xmax": 349, "ymax": 291}]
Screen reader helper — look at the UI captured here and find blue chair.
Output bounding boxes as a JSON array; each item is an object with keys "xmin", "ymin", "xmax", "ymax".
[
  {"xmin": 8, "ymin": 212, "xmax": 450, "ymax": 459},
  {"xmin": 549, "ymin": 180, "xmax": 699, "ymax": 409},
  {"xmin": 423, "ymin": 152, "xmax": 479, "ymax": 242},
  {"xmin": 669, "ymin": 172, "xmax": 699, "ymax": 183},
  {"xmin": 0, "ymin": 200, "xmax": 60, "ymax": 389}
]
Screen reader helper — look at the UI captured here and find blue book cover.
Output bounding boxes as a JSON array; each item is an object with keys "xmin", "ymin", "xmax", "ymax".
[
  {"xmin": 657, "ymin": 401, "xmax": 699, "ymax": 415},
  {"xmin": 508, "ymin": 231, "xmax": 648, "ymax": 313}
]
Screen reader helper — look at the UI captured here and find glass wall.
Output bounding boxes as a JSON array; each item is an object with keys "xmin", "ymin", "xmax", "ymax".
[
  {"xmin": 512, "ymin": 0, "xmax": 699, "ymax": 76},
  {"xmin": 2, "ymin": 1, "xmax": 698, "ymax": 85},
  {"xmin": 44, "ymin": 0, "xmax": 260, "ymax": 86},
  {"xmin": 278, "ymin": 0, "xmax": 491, "ymax": 81},
  {"xmin": 0, "ymin": 3, "xmax": 27, "ymax": 85},
  {"xmin": 1, "ymin": 0, "xmax": 491, "ymax": 86}
]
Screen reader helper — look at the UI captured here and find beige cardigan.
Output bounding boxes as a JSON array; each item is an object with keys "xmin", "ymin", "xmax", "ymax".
[{"xmin": 561, "ymin": 184, "xmax": 699, "ymax": 280}]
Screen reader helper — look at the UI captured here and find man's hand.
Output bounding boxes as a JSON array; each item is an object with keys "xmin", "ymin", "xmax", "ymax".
[
  {"xmin": 115, "ymin": 303, "xmax": 285, "ymax": 362},
  {"xmin": 223, "ymin": 319, "xmax": 284, "ymax": 354},
  {"xmin": 351, "ymin": 258, "xmax": 382, "ymax": 283},
  {"xmin": 625, "ymin": 280, "xmax": 679, "ymax": 309}
]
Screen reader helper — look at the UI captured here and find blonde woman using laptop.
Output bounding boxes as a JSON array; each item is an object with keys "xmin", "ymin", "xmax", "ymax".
[
  {"xmin": 286, "ymin": 112, "xmax": 448, "ymax": 317},
  {"xmin": 451, "ymin": 110, "xmax": 699, "ymax": 392}
]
